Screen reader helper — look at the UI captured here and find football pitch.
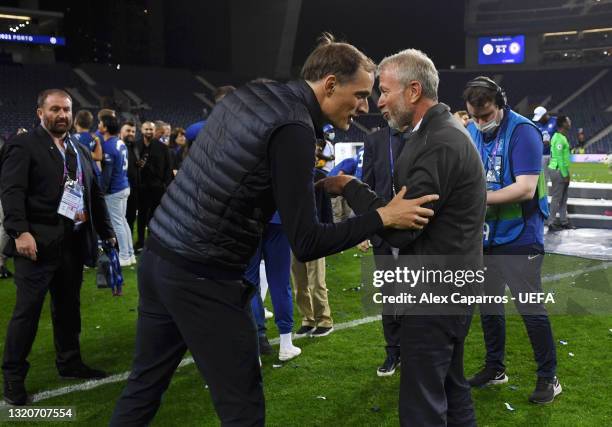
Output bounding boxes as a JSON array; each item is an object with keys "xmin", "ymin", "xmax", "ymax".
[
  {"xmin": 0, "ymin": 250, "xmax": 610, "ymax": 426},
  {"xmin": 570, "ymin": 162, "xmax": 612, "ymax": 183},
  {"xmin": 0, "ymin": 163, "xmax": 610, "ymax": 426}
]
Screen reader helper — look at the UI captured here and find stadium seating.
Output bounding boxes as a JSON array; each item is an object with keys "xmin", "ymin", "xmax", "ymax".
[
  {"xmin": 0, "ymin": 63, "xmax": 89, "ymax": 138},
  {"xmin": 0, "ymin": 63, "xmax": 610, "ymax": 152}
]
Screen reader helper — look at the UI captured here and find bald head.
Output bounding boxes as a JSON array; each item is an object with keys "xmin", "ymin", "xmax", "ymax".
[{"xmin": 141, "ymin": 121, "xmax": 155, "ymax": 141}]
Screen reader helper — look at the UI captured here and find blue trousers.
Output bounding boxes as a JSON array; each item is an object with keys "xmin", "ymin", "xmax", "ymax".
[{"xmin": 245, "ymin": 224, "xmax": 293, "ymax": 335}]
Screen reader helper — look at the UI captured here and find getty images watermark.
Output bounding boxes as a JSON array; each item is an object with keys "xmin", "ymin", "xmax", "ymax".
[{"xmin": 358, "ymin": 255, "xmax": 611, "ymax": 316}]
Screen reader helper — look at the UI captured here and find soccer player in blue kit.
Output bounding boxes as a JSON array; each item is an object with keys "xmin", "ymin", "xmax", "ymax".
[{"xmin": 99, "ymin": 115, "xmax": 135, "ymax": 267}]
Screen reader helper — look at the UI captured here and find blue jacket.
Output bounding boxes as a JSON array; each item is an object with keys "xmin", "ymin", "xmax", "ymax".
[{"xmin": 468, "ymin": 109, "xmax": 549, "ymax": 247}]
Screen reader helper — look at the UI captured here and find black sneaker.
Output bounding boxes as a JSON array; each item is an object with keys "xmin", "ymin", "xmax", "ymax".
[
  {"xmin": 547, "ymin": 223, "xmax": 563, "ymax": 233},
  {"xmin": 294, "ymin": 326, "xmax": 314, "ymax": 338},
  {"xmin": 58, "ymin": 363, "xmax": 107, "ymax": 380},
  {"xmin": 3, "ymin": 380, "xmax": 29, "ymax": 405},
  {"xmin": 258, "ymin": 335, "xmax": 272, "ymax": 356},
  {"xmin": 529, "ymin": 376, "xmax": 562, "ymax": 404},
  {"xmin": 560, "ymin": 222, "xmax": 576, "ymax": 230},
  {"xmin": 310, "ymin": 326, "xmax": 334, "ymax": 337},
  {"xmin": 377, "ymin": 354, "xmax": 400, "ymax": 377},
  {"xmin": 467, "ymin": 367, "xmax": 508, "ymax": 387},
  {"xmin": 0, "ymin": 266, "xmax": 12, "ymax": 279}
]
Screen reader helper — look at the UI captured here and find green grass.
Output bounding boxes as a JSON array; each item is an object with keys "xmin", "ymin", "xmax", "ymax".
[
  {"xmin": 0, "ymin": 248, "xmax": 611, "ymax": 426},
  {"xmin": 570, "ymin": 162, "xmax": 612, "ymax": 183}
]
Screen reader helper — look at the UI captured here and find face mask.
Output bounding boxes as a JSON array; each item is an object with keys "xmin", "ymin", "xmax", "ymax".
[
  {"xmin": 326, "ymin": 132, "xmax": 335, "ymax": 142},
  {"xmin": 476, "ymin": 110, "xmax": 502, "ymax": 135}
]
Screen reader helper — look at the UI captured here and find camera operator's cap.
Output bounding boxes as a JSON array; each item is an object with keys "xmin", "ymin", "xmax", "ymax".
[
  {"xmin": 533, "ymin": 106, "xmax": 547, "ymax": 121},
  {"xmin": 323, "ymin": 124, "xmax": 334, "ymax": 133}
]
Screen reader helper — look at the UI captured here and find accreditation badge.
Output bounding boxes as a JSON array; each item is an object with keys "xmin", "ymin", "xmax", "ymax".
[{"xmin": 57, "ymin": 179, "xmax": 84, "ymax": 221}]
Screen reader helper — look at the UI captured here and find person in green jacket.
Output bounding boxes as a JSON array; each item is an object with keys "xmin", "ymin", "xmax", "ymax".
[{"xmin": 548, "ymin": 115, "xmax": 573, "ymax": 231}]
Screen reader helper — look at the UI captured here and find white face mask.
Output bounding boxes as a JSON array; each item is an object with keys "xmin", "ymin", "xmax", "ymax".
[
  {"xmin": 326, "ymin": 132, "xmax": 335, "ymax": 142},
  {"xmin": 476, "ymin": 109, "xmax": 503, "ymax": 135}
]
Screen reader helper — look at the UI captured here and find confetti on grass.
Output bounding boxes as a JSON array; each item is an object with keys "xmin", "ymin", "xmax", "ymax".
[
  {"xmin": 316, "ymin": 396, "xmax": 327, "ymax": 400},
  {"xmin": 504, "ymin": 402, "xmax": 515, "ymax": 411}
]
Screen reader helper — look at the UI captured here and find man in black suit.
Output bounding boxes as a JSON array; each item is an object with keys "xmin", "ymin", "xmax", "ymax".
[
  {"xmin": 362, "ymin": 125, "xmax": 409, "ymax": 377},
  {"xmin": 0, "ymin": 89, "xmax": 116, "ymax": 406},
  {"xmin": 134, "ymin": 121, "xmax": 172, "ymax": 250}
]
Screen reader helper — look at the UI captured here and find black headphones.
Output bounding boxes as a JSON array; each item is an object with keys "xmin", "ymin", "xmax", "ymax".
[{"xmin": 465, "ymin": 76, "xmax": 507, "ymax": 108}]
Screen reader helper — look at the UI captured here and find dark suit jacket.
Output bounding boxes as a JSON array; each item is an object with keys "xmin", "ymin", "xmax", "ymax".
[
  {"xmin": 0, "ymin": 126, "xmax": 115, "ymax": 266},
  {"xmin": 134, "ymin": 138, "xmax": 172, "ymax": 191},
  {"xmin": 362, "ymin": 127, "xmax": 407, "ymax": 249},
  {"xmin": 362, "ymin": 126, "xmax": 396, "ymax": 204}
]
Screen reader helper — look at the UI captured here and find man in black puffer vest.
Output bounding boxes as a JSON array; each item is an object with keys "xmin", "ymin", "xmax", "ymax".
[{"xmin": 110, "ymin": 34, "xmax": 439, "ymax": 427}]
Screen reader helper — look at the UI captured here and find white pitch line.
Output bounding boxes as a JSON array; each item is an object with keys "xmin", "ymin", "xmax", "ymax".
[
  {"xmin": 0, "ymin": 316, "xmax": 382, "ymax": 406},
  {"xmin": 2, "ymin": 261, "xmax": 610, "ymax": 406},
  {"xmin": 541, "ymin": 261, "xmax": 611, "ymax": 283}
]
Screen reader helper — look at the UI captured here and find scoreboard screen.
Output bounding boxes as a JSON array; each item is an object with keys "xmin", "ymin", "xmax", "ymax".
[
  {"xmin": 478, "ymin": 35, "xmax": 524, "ymax": 65},
  {"xmin": 0, "ymin": 33, "xmax": 66, "ymax": 46}
]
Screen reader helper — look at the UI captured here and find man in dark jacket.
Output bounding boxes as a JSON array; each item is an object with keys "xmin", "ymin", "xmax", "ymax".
[
  {"xmin": 110, "ymin": 35, "xmax": 439, "ymax": 426},
  {"xmin": 1, "ymin": 89, "xmax": 116, "ymax": 406},
  {"xmin": 321, "ymin": 49, "xmax": 486, "ymax": 427},
  {"xmin": 0, "ymin": 135, "xmax": 12, "ymax": 279},
  {"xmin": 362, "ymin": 124, "xmax": 409, "ymax": 377},
  {"xmin": 134, "ymin": 121, "xmax": 172, "ymax": 250}
]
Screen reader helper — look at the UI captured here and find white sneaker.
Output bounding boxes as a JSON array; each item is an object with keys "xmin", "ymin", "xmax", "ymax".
[
  {"xmin": 119, "ymin": 258, "xmax": 132, "ymax": 267},
  {"xmin": 264, "ymin": 308, "xmax": 274, "ymax": 319},
  {"xmin": 279, "ymin": 345, "xmax": 301, "ymax": 362},
  {"xmin": 130, "ymin": 255, "xmax": 137, "ymax": 265}
]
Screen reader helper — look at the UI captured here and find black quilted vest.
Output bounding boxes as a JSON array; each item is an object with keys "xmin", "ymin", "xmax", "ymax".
[{"xmin": 148, "ymin": 80, "xmax": 318, "ymax": 273}]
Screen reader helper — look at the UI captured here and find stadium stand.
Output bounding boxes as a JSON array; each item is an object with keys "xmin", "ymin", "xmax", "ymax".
[{"xmin": 1, "ymin": 63, "xmax": 610, "ymax": 152}]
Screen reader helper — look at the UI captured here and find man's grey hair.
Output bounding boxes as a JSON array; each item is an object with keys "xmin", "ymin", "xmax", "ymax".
[{"xmin": 377, "ymin": 49, "xmax": 439, "ymax": 101}]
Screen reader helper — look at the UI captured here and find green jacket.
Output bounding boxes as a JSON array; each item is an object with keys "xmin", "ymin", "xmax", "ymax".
[{"xmin": 549, "ymin": 132, "xmax": 571, "ymax": 178}]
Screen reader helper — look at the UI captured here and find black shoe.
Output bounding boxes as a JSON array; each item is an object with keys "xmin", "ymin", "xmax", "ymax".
[
  {"xmin": 560, "ymin": 222, "xmax": 576, "ymax": 230},
  {"xmin": 3, "ymin": 380, "xmax": 29, "ymax": 405},
  {"xmin": 529, "ymin": 376, "xmax": 562, "ymax": 404},
  {"xmin": 294, "ymin": 326, "xmax": 314, "ymax": 338},
  {"xmin": 547, "ymin": 223, "xmax": 563, "ymax": 232},
  {"xmin": 0, "ymin": 266, "xmax": 13, "ymax": 279},
  {"xmin": 258, "ymin": 335, "xmax": 272, "ymax": 356},
  {"xmin": 467, "ymin": 366, "xmax": 508, "ymax": 387},
  {"xmin": 377, "ymin": 354, "xmax": 400, "ymax": 377},
  {"xmin": 310, "ymin": 326, "xmax": 334, "ymax": 338},
  {"xmin": 58, "ymin": 363, "xmax": 107, "ymax": 380}
]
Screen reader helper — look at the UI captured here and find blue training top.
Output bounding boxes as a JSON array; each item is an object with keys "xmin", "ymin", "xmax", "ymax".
[{"xmin": 101, "ymin": 136, "xmax": 130, "ymax": 194}]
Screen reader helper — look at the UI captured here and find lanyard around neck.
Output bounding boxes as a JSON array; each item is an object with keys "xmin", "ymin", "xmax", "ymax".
[{"xmin": 58, "ymin": 138, "xmax": 83, "ymax": 184}]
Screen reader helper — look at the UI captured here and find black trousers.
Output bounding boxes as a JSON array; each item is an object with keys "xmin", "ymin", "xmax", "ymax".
[
  {"xmin": 136, "ymin": 187, "xmax": 164, "ymax": 246},
  {"xmin": 110, "ymin": 248, "xmax": 264, "ymax": 427},
  {"xmin": 373, "ymin": 244, "xmax": 401, "ymax": 358},
  {"xmin": 399, "ymin": 315, "xmax": 476, "ymax": 427},
  {"xmin": 480, "ymin": 252, "xmax": 557, "ymax": 378},
  {"xmin": 2, "ymin": 229, "xmax": 84, "ymax": 381},
  {"xmin": 126, "ymin": 187, "xmax": 138, "ymax": 235}
]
